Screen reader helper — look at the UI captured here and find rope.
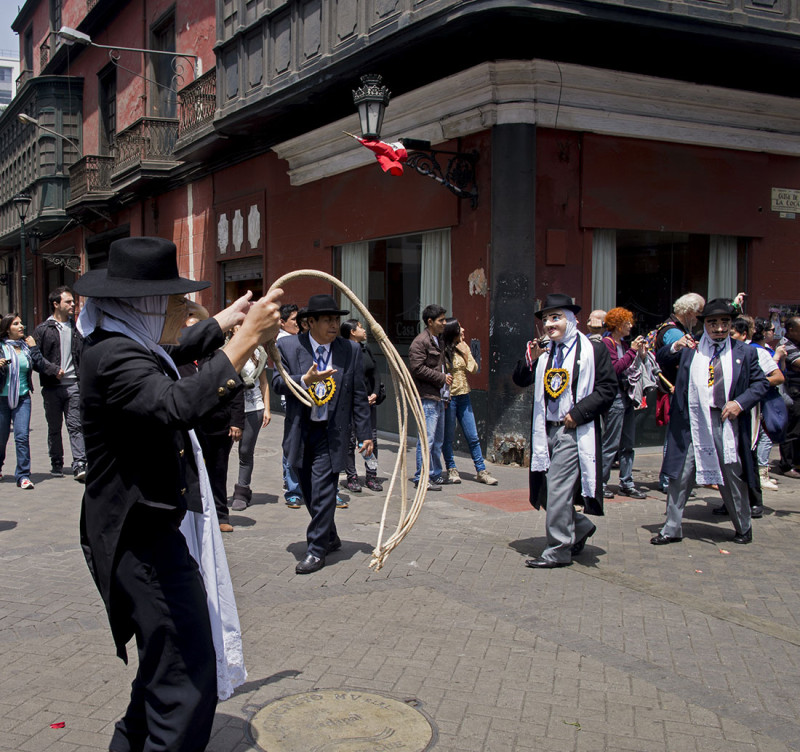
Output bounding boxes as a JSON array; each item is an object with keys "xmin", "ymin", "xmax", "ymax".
[{"xmin": 266, "ymin": 270, "xmax": 429, "ymax": 571}]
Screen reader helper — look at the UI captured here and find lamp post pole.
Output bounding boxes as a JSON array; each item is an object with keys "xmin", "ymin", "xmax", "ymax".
[{"xmin": 13, "ymin": 193, "xmax": 33, "ymax": 324}]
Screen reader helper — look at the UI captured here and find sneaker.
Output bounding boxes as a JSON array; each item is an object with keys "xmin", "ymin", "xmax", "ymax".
[
  {"xmin": 342, "ymin": 476, "xmax": 362, "ymax": 493},
  {"xmin": 18, "ymin": 478, "xmax": 34, "ymax": 490},
  {"xmin": 476, "ymin": 469, "xmax": 498, "ymax": 485},
  {"xmin": 286, "ymin": 496, "xmax": 303, "ymax": 509},
  {"xmin": 231, "ymin": 498, "xmax": 248, "ymax": 512},
  {"xmin": 447, "ymin": 468, "xmax": 462, "ymax": 484},
  {"xmin": 336, "ymin": 493, "xmax": 349, "ymax": 509},
  {"xmin": 365, "ymin": 476, "xmax": 383, "ymax": 492},
  {"xmin": 50, "ymin": 464, "xmax": 64, "ymax": 477},
  {"xmin": 413, "ymin": 479, "xmax": 441, "ymax": 492},
  {"xmin": 74, "ymin": 463, "xmax": 87, "ymax": 483},
  {"xmin": 431, "ymin": 475, "xmax": 448, "ymax": 486}
]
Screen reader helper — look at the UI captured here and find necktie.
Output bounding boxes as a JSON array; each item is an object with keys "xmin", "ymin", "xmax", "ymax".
[
  {"xmin": 315, "ymin": 345, "xmax": 326, "ymax": 369},
  {"xmin": 553, "ymin": 343, "xmax": 566, "ymax": 369},
  {"xmin": 711, "ymin": 344, "xmax": 726, "ymax": 408}
]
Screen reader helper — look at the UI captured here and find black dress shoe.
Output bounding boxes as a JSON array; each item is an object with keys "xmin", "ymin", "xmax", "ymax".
[
  {"xmin": 732, "ymin": 528, "xmax": 752, "ymax": 544},
  {"xmin": 750, "ymin": 506, "xmax": 763, "ymax": 519},
  {"xmin": 650, "ymin": 533, "xmax": 682, "ymax": 545},
  {"xmin": 618, "ymin": 487, "xmax": 647, "ymax": 499},
  {"xmin": 571, "ymin": 524, "xmax": 597, "ymax": 556},
  {"xmin": 524, "ymin": 557, "xmax": 571, "ymax": 569},
  {"xmin": 295, "ymin": 553, "xmax": 325, "ymax": 574},
  {"xmin": 712, "ymin": 504, "xmax": 729, "ymax": 516},
  {"xmin": 326, "ymin": 538, "xmax": 342, "ymax": 553}
]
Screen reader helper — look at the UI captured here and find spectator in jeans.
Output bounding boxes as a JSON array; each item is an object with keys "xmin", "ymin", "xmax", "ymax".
[
  {"xmin": 441, "ymin": 318, "xmax": 497, "ymax": 485},
  {"xmin": 409, "ymin": 304, "xmax": 451, "ymax": 490},
  {"xmin": 600, "ymin": 307, "xmax": 648, "ymax": 499},
  {"xmin": 277, "ymin": 303, "xmax": 305, "ymax": 508},
  {"xmin": 33, "ymin": 286, "xmax": 87, "ymax": 481}
]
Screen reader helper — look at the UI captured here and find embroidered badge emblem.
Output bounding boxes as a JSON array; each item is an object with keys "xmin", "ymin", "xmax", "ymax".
[
  {"xmin": 308, "ymin": 377, "xmax": 336, "ymax": 406},
  {"xmin": 708, "ymin": 363, "xmax": 715, "ymax": 388},
  {"xmin": 545, "ymin": 368, "xmax": 570, "ymax": 399}
]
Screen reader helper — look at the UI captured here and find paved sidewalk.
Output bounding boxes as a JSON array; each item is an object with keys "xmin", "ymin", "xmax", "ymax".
[{"xmin": 2, "ymin": 399, "xmax": 800, "ymax": 751}]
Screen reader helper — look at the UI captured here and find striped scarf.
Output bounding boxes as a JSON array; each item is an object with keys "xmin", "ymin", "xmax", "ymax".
[{"xmin": 1, "ymin": 339, "xmax": 32, "ymax": 409}]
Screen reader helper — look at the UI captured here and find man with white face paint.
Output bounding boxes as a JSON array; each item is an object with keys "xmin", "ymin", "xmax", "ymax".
[
  {"xmin": 652, "ymin": 298, "xmax": 769, "ymax": 546},
  {"xmin": 513, "ymin": 293, "xmax": 616, "ymax": 568}
]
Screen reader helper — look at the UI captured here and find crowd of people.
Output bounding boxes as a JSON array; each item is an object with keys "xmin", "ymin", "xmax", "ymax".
[{"xmin": 4, "ymin": 234, "xmax": 800, "ymax": 752}]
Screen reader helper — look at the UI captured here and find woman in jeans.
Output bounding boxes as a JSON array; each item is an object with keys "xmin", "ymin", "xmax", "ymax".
[
  {"xmin": 441, "ymin": 318, "xmax": 497, "ymax": 485},
  {"xmin": 0, "ymin": 313, "xmax": 45, "ymax": 489},
  {"xmin": 600, "ymin": 307, "xmax": 647, "ymax": 499}
]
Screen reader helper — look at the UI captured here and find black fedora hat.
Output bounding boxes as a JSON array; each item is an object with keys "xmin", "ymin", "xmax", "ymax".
[
  {"xmin": 697, "ymin": 298, "xmax": 736, "ymax": 319},
  {"xmin": 535, "ymin": 293, "xmax": 582, "ymax": 319},
  {"xmin": 73, "ymin": 236, "xmax": 210, "ymax": 298},
  {"xmin": 305, "ymin": 294, "xmax": 349, "ymax": 317}
]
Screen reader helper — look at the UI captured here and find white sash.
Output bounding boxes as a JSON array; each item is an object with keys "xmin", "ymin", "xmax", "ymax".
[
  {"xmin": 688, "ymin": 336, "xmax": 737, "ymax": 485},
  {"xmin": 530, "ymin": 332, "xmax": 598, "ymax": 498}
]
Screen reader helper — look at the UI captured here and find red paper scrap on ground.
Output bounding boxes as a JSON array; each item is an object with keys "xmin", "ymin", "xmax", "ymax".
[{"xmin": 50, "ymin": 722, "xmax": 66, "ymax": 729}]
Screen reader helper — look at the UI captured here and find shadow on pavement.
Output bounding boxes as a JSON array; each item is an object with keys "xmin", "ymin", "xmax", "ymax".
[{"xmin": 0, "ymin": 520, "xmax": 18, "ymax": 532}]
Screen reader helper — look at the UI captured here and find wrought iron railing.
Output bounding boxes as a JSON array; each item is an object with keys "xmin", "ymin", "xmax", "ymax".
[
  {"xmin": 112, "ymin": 117, "xmax": 179, "ymax": 174},
  {"xmin": 178, "ymin": 68, "xmax": 216, "ymax": 138},
  {"xmin": 40, "ymin": 39, "xmax": 50, "ymax": 68},
  {"xmin": 16, "ymin": 69, "xmax": 32, "ymax": 90},
  {"xmin": 68, "ymin": 155, "xmax": 114, "ymax": 202}
]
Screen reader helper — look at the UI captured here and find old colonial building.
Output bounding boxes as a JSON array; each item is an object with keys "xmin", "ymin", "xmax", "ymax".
[{"xmin": 3, "ymin": 0, "xmax": 800, "ymax": 455}]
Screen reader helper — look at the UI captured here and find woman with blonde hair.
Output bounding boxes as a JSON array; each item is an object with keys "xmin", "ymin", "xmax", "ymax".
[{"xmin": 600, "ymin": 307, "xmax": 648, "ymax": 498}]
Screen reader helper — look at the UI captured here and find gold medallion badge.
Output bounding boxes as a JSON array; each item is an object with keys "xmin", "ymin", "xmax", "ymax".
[
  {"xmin": 544, "ymin": 368, "xmax": 570, "ymax": 399},
  {"xmin": 308, "ymin": 376, "xmax": 336, "ymax": 406},
  {"xmin": 708, "ymin": 363, "xmax": 715, "ymax": 388}
]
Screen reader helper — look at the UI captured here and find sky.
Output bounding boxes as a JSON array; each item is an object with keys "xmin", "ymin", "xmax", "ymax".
[{"xmin": 1, "ymin": 4, "xmax": 20, "ymax": 57}]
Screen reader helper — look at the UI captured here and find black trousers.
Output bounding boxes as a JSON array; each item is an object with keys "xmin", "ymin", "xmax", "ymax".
[
  {"xmin": 197, "ymin": 431, "xmax": 234, "ymax": 524},
  {"xmin": 110, "ymin": 506, "xmax": 217, "ymax": 752},
  {"xmin": 297, "ymin": 421, "xmax": 339, "ymax": 558}
]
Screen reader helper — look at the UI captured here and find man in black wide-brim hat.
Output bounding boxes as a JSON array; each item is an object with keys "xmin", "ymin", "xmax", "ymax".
[
  {"xmin": 512, "ymin": 293, "xmax": 617, "ymax": 568},
  {"xmin": 272, "ymin": 293, "xmax": 373, "ymax": 574},
  {"xmin": 651, "ymin": 297, "xmax": 768, "ymax": 547},
  {"xmin": 74, "ymin": 236, "xmax": 282, "ymax": 752}
]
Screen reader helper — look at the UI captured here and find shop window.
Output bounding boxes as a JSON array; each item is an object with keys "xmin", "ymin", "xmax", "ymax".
[
  {"xmin": 596, "ymin": 230, "xmax": 745, "ymax": 334},
  {"xmin": 336, "ymin": 229, "xmax": 452, "ymax": 354},
  {"xmin": 222, "ymin": 257, "xmax": 263, "ymax": 308}
]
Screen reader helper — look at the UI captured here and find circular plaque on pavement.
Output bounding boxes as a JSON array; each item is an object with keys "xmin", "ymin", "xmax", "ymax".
[{"xmin": 250, "ymin": 689, "xmax": 436, "ymax": 751}]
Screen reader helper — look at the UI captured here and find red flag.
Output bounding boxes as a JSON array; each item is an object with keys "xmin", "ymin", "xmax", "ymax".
[{"xmin": 348, "ymin": 134, "xmax": 408, "ymax": 176}]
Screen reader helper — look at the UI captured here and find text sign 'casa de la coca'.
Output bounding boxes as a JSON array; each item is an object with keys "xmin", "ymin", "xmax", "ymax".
[{"xmin": 771, "ymin": 187, "xmax": 800, "ymax": 215}]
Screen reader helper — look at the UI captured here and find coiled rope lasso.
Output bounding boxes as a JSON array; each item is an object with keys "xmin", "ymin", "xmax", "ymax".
[{"xmin": 266, "ymin": 270, "xmax": 429, "ymax": 571}]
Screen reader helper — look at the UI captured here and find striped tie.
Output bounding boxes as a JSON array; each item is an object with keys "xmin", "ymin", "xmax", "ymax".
[{"xmin": 711, "ymin": 344, "xmax": 725, "ymax": 408}]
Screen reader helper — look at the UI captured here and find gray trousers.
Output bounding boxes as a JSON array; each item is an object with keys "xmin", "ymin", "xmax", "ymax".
[
  {"xmin": 42, "ymin": 383, "xmax": 86, "ymax": 469},
  {"xmin": 661, "ymin": 411, "xmax": 751, "ymax": 538},
  {"xmin": 540, "ymin": 424, "xmax": 597, "ymax": 564}
]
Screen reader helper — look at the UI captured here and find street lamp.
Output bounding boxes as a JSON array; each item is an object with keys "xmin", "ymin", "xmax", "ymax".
[
  {"xmin": 352, "ymin": 74, "xmax": 391, "ymax": 140},
  {"xmin": 13, "ymin": 193, "xmax": 33, "ymax": 323},
  {"xmin": 351, "ymin": 74, "xmax": 479, "ymax": 207},
  {"xmin": 57, "ymin": 26, "xmax": 200, "ymax": 79},
  {"xmin": 18, "ymin": 113, "xmax": 82, "ymax": 154}
]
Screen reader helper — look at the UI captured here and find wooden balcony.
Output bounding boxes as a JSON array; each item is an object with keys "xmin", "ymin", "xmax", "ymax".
[
  {"xmin": 177, "ymin": 68, "xmax": 216, "ymax": 139},
  {"xmin": 111, "ymin": 117, "xmax": 180, "ymax": 187},
  {"xmin": 67, "ymin": 155, "xmax": 115, "ymax": 207}
]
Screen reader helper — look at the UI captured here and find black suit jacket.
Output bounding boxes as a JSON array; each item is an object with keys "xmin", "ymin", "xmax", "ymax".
[
  {"xmin": 660, "ymin": 337, "xmax": 769, "ymax": 487},
  {"xmin": 272, "ymin": 332, "xmax": 371, "ymax": 472},
  {"xmin": 78, "ymin": 318, "xmax": 242, "ymax": 657}
]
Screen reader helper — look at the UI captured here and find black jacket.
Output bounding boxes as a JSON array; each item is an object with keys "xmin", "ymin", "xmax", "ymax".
[
  {"xmin": 32, "ymin": 317, "xmax": 84, "ymax": 388},
  {"xmin": 78, "ymin": 318, "xmax": 242, "ymax": 658}
]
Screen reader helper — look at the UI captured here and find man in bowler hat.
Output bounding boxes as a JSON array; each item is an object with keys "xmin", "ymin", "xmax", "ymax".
[
  {"xmin": 272, "ymin": 294, "xmax": 373, "ymax": 574},
  {"xmin": 651, "ymin": 298, "xmax": 768, "ymax": 546},
  {"xmin": 75, "ymin": 236, "xmax": 282, "ymax": 752},
  {"xmin": 513, "ymin": 293, "xmax": 616, "ymax": 568}
]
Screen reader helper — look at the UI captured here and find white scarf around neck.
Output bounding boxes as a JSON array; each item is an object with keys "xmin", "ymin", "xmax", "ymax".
[
  {"xmin": 530, "ymin": 330, "xmax": 598, "ymax": 498},
  {"xmin": 688, "ymin": 333, "xmax": 737, "ymax": 485}
]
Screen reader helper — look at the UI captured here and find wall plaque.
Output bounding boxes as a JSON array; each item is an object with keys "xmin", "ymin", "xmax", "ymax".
[{"xmin": 771, "ymin": 187, "xmax": 800, "ymax": 218}]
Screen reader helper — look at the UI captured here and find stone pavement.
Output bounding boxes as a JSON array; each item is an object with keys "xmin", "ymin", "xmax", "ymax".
[{"xmin": 2, "ymin": 399, "xmax": 800, "ymax": 751}]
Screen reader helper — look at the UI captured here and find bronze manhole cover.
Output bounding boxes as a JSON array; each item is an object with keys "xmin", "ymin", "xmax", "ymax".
[{"xmin": 250, "ymin": 689, "xmax": 436, "ymax": 751}]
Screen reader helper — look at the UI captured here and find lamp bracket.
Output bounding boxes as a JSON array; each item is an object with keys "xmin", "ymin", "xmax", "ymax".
[
  {"xmin": 402, "ymin": 145, "xmax": 479, "ymax": 208},
  {"xmin": 40, "ymin": 254, "xmax": 82, "ymax": 274}
]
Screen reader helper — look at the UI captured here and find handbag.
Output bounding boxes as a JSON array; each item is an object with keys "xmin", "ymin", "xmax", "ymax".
[{"xmin": 762, "ymin": 386, "xmax": 789, "ymax": 443}]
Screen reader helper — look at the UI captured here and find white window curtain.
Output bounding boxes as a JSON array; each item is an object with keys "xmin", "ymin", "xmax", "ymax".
[
  {"xmin": 339, "ymin": 241, "xmax": 369, "ymax": 322},
  {"xmin": 591, "ymin": 229, "xmax": 617, "ymax": 312},
  {"xmin": 708, "ymin": 235, "xmax": 737, "ymax": 300},
  {"xmin": 420, "ymin": 228, "xmax": 452, "ymax": 319}
]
